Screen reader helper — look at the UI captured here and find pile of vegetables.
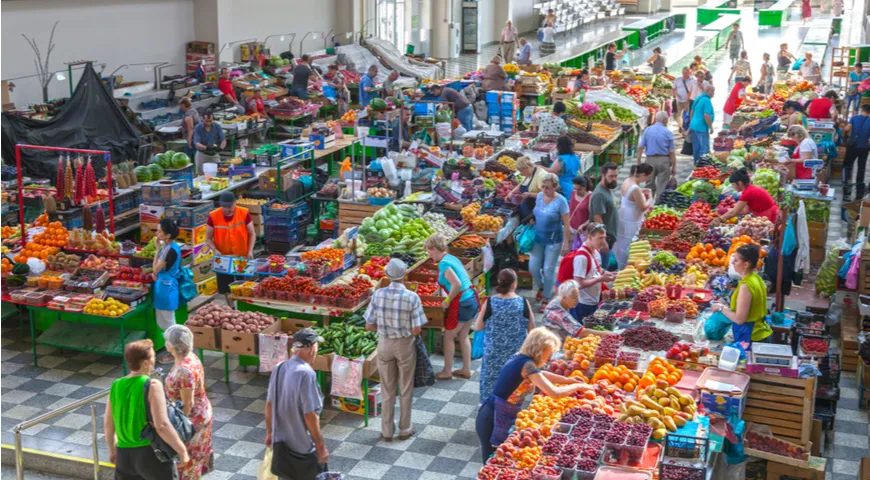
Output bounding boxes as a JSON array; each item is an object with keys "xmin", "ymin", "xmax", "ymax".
[
  {"xmin": 657, "ymin": 190, "xmax": 692, "ymax": 209},
  {"xmin": 186, "ymin": 304, "xmax": 276, "ymax": 332},
  {"xmin": 734, "ymin": 215, "xmax": 774, "ymax": 242},
  {"xmin": 642, "ymin": 213, "xmax": 679, "ymax": 230},
  {"xmin": 313, "ymin": 322, "xmax": 377, "ymax": 357},
  {"xmin": 815, "ymin": 247, "xmax": 838, "ymax": 298},
  {"xmin": 752, "ymin": 168, "xmax": 781, "ymax": 198}
]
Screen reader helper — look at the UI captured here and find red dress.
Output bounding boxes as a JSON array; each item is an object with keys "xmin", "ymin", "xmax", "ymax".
[
  {"xmin": 808, "ymin": 98, "xmax": 833, "ymax": 119},
  {"xmin": 802, "ymin": 0, "xmax": 812, "ymax": 18},
  {"xmin": 723, "ymin": 83, "xmax": 745, "ymax": 117},
  {"xmin": 166, "ymin": 354, "xmax": 213, "ymax": 480}
]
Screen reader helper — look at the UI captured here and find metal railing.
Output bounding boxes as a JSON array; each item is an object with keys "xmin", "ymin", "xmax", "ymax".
[{"xmin": 12, "ymin": 388, "xmax": 110, "ymax": 480}]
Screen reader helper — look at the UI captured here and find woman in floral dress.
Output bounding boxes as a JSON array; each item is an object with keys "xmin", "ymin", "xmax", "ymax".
[
  {"xmin": 164, "ymin": 325, "xmax": 213, "ymax": 480},
  {"xmin": 474, "ymin": 269, "xmax": 535, "ymax": 402}
]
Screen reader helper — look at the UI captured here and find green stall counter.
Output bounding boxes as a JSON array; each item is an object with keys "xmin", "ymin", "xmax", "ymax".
[
  {"xmin": 758, "ymin": 0, "xmax": 795, "ymax": 26},
  {"xmin": 622, "ymin": 13, "xmax": 688, "ymax": 49},
  {"xmin": 697, "ymin": 1, "xmax": 740, "ymax": 25}
]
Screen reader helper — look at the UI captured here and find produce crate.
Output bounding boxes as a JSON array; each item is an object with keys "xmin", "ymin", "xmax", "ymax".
[
  {"xmin": 337, "ymin": 202, "xmax": 384, "ymax": 233},
  {"xmin": 165, "ymin": 200, "xmax": 212, "ymax": 228},
  {"xmin": 265, "ymin": 224, "xmax": 304, "ymax": 242},
  {"xmin": 263, "ymin": 199, "xmax": 309, "ymax": 219},
  {"xmin": 221, "ymin": 318, "xmax": 279, "ymax": 356},
  {"xmin": 744, "ymin": 373, "xmax": 816, "ymax": 445},
  {"xmin": 165, "ymin": 165, "xmax": 194, "ymax": 189},
  {"xmin": 188, "ymin": 325, "xmax": 220, "ymax": 351},
  {"xmin": 841, "ymin": 307, "xmax": 861, "ymax": 372}
]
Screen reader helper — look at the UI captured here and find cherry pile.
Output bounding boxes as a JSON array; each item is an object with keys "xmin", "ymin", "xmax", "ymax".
[
  {"xmin": 622, "ymin": 324, "xmax": 680, "ymax": 351},
  {"xmin": 593, "ymin": 336, "xmax": 624, "ymax": 365},
  {"xmin": 660, "ymin": 461, "xmax": 706, "ymax": 480},
  {"xmin": 800, "ymin": 337, "xmax": 829, "ymax": 356},
  {"xmin": 543, "ymin": 434, "xmax": 568, "ymax": 454},
  {"xmin": 576, "ymin": 457, "xmax": 597, "ymax": 473}
]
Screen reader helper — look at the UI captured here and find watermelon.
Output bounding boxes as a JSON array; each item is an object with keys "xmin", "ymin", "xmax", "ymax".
[
  {"xmin": 134, "ymin": 166, "xmax": 152, "ymax": 182},
  {"xmin": 171, "ymin": 153, "xmax": 190, "ymax": 169},
  {"xmin": 149, "ymin": 164, "xmax": 164, "ymax": 181},
  {"xmin": 387, "ymin": 96, "xmax": 403, "ymax": 107},
  {"xmin": 370, "ymin": 98, "xmax": 387, "ymax": 111}
]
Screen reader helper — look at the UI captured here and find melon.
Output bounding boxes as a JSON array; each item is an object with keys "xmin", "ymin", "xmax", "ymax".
[{"xmin": 148, "ymin": 164, "xmax": 165, "ymax": 181}]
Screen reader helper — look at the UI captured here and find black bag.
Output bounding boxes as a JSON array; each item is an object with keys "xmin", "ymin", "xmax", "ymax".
[
  {"xmin": 413, "ymin": 336, "xmax": 436, "ymax": 388},
  {"xmin": 141, "ymin": 379, "xmax": 195, "ymax": 463},
  {"xmin": 270, "ymin": 362, "xmax": 327, "ymax": 480},
  {"xmin": 680, "ymin": 137, "xmax": 694, "ymax": 156}
]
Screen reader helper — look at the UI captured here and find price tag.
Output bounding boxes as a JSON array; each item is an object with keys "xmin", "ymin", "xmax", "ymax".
[
  {"xmin": 239, "ymin": 139, "xmax": 249, "ymax": 147},
  {"xmin": 607, "ymin": 109, "xmax": 617, "ymax": 122},
  {"xmin": 357, "ymin": 110, "xmax": 369, "ymax": 119},
  {"xmin": 409, "ymin": 140, "xmax": 419, "ymax": 151}
]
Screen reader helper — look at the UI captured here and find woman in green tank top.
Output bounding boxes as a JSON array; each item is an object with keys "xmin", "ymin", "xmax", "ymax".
[
  {"xmin": 104, "ymin": 339, "xmax": 189, "ymax": 479},
  {"xmin": 711, "ymin": 244, "xmax": 773, "ymax": 344}
]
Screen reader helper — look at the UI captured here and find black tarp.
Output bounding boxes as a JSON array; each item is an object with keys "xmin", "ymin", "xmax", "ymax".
[{"xmin": 1, "ymin": 63, "xmax": 141, "ymax": 180}]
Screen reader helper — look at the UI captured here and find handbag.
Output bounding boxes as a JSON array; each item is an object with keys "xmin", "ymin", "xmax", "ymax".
[
  {"xmin": 413, "ymin": 336, "xmax": 436, "ymax": 388},
  {"xmin": 680, "ymin": 137, "xmax": 694, "ymax": 156},
  {"xmin": 140, "ymin": 379, "xmax": 195, "ymax": 463},
  {"xmin": 270, "ymin": 362, "xmax": 327, "ymax": 479}
]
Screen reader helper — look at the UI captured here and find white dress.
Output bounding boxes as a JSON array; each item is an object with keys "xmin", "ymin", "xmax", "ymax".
[{"xmin": 614, "ymin": 184, "xmax": 645, "ymax": 269}]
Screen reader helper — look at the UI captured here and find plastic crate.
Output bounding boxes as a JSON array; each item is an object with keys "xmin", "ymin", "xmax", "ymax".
[
  {"xmin": 659, "ymin": 459, "xmax": 706, "ymax": 480},
  {"xmin": 264, "ymin": 212, "xmax": 311, "ymax": 227},
  {"xmin": 662, "ymin": 433, "xmax": 709, "ymax": 460},
  {"xmin": 263, "ymin": 199, "xmax": 309, "ymax": 219},
  {"xmin": 265, "ymin": 224, "xmax": 303, "ymax": 242}
]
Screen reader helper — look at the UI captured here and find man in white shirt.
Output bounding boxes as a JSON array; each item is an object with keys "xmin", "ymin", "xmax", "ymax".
[
  {"xmin": 572, "ymin": 224, "xmax": 616, "ymax": 319},
  {"xmin": 800, "ymin": 52, "xmax": 821, "ymax": 84},
  {"xmin": 672, "ymin": 67, "xmax": 696, "ymax": 137}
]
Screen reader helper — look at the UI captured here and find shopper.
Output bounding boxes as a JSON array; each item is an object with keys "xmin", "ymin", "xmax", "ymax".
[
  {"xmin": 500, "ymin": 20, "xmax": 519, "ymax": 62},
  {"xmin": 205, "ymin": 192, "xmax": 256, "ymax": 305},
  {"xmin": 543, "ymin": 8, "xmax": 557, "ymax": 26},
  {"xmin": 844, "ymin": 103, "xmax": 870, "ymax": 200},
  {"xmin": 164, "ymin": 325, "xmax": 213, "ymax": 480},
  {"xmin": 509, "ymin": 156, "xmax": 546, "ymax": 218},
  {"xmin": 808, "ymin": 90, "xmax": 840, "ymax": 121},
  {"xmin": 717, "ymin": 168, "xmax": 779, "ymax": 223},
  {"xmin": 542, "ymin": 280, "xmax": 584, "ymax": 341},
  {"xmin": 614, "ymin": 164, "xmax": 654, "ymax": 269},
  {"xmin": 782, "ymin": 100, "xmax": 809, "ymax": 128},
  {"xmin": 777, "ymin": 43, "xmax": 796, "ymax": 73},
  {"xmin": 636, "ymin": 111, "xmax": 676, "ymax": 202},
  {"xmin": 389, "ymin": 107, "xmax": 412, "ymax": 152},
  {"xmin": 711, "ymin": 244, "xmax": 772, "ymax": 345},
  {"xmin": 589, "ymin": 162, "xmax": 619, "ymax": 263},
  {"xmin": 723, "ymin": 77, "xmax": 755, "ymax": 126},
  {"xmin": 534, "ymin": 102, "xmax": 569, "ymax": 138},
  {"xmin": 786, "ymin": 125, "xmax": 820, "ymax": 180},
  {"xmin": 475, "ymin": 268, "xmax": 534, "ymax": 402},
  {"xmin": 568, "ymin": 175, "xmax": 592, "ymax": 246},
  {"xmin": 192, "ymin": 110, "xmax": 226, "ymax": 176},
  {"xmin": 359, "ymin": 64, "xmax": 379, "ymax": 108},
  {"xmin": 729, "ymin": 51, "xmax": 752, "ymax": 84},
  {"xmin": 846, "ymin": 63, "xmax": 868, "ymax": 115},
  {"xmin": 475, "ymin": 328, "xmax": 589, "ymax": 463},
  {"xmin": 105, "ymin": 340, "xmax": 190, "ymax": 479},
  {"xmin": 540, "ymin": 22, "xmax": 556, "ymax": 56},
  {"xmin": 799, "ymin": 52, "xmax": 821, "ymax": 84},
  {"xmin": 428, "ymin": 84, "xmax": 475, "ymax": 131},
  {"xmin": 217, "ymin": 67, "xmax": 244, "ymax": 114},
  {"xmin": 758, "ymin": 53, "xmax": 774, "ymax": 94},
  {"xmin": 543, "ymin": 135, "xmax": 580, "ymax": 198},
  {"xmin": 567, "ymin": 224, "xmax": 615, "ymax": 319},
  {"xmin": 482, "ymin": 56, "xmax": 508, "ymax": 92},
  {"xmin": 364, "ymin": 259, "xmax": 426, "ymax": 441},
  {"xmin": 291, "ymin": 55, "xmax": 316, "ymax": 100},
  {"xmin": 690, "ymin": 69, "xmax": 710, "ymax": 101},
  {"xmin": 152, "ymin": 218, "xmax": 182, "ymax": 364},
  {"xmin": 575, "ymin": 70, "xmax": 590, "ymax": 91},
  {"xmin": 724, "ymin": 23, "xmax": 744, "ymax": 66},
  {"xmin": 325, "ymin": 64, "xmax": 350, "ymax": 115},
  {"xmin": 517, "ymin": 38, "xmax": 533, "ymax": 65},
  {"xmin": 179, "ymin": 98, "xmax": 201, "ymax": 159},
  {"xmin": 673, "ymin": 68, "xmax": 696, "ymax": 136},
  {"xmin": 802, "ymin": 0, "xmax": 812, "ymax": 23},
  {"xmin": 604, "ymin": 43, "xmax": 625, "ymax": 72},
  {"xmin": 425, "ymin": 233, "xmax": 479, "ymax": 380},
  {"xmin": 265, "ymin": 329, "xmax": 328, "ymax": 478},
  {"xmin": 647, "ymin": 47, "xmax": 666, "ymax": 75},
  {"xmin": 529, "ymin": 173, "xmax": 572, "ymax": 309},
  {"xmin": 689, "ymin": 84, "xmax": 715, "ymax": 162}
]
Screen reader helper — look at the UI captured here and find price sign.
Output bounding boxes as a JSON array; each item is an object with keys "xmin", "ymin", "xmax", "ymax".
[{"xmin": 607, "ymin": 109, "xmax": 617, "ymax": 122}]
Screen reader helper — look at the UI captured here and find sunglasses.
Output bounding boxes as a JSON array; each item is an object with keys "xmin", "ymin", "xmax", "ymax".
[{"xmin": 589, "ymin": 223, "xmax": 607, "ymax": 233}]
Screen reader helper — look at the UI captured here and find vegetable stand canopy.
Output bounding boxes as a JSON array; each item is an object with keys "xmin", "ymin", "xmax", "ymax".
[{"xmin": 1, "ymin": 62, "xmax": 141, "ymax": 179}]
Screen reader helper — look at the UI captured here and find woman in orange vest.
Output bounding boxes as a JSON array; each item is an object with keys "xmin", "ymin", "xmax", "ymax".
[{"xmin": 205, "ymin": 191, "xmax": 256, "ymax": 303}]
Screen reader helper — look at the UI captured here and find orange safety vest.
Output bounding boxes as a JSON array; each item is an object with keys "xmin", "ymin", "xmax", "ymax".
[{"xmin": 209, "ymin": 206, "xmax": 250, "ymax": 256}]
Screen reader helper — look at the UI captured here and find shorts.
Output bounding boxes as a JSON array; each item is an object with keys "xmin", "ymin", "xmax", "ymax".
[
  {"xmin": 458, "ymin": 297, "xmax": 480, "ymax": 323},
  {"xmin": 155, "ymin": 309, "xmax": 176, "ymax": 330},
  {"xmin": 216, "ymin": 273, "xmax": 237, "ymax": 294}
]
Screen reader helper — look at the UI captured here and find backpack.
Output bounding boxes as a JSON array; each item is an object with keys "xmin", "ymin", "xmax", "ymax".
[
  {"xmin": 178, "ymin": 266, "xmax": 197, "ymax": 303},
  {"xmin": 557, "ymin": 248, "xmax": 596, "ymax": 284}
]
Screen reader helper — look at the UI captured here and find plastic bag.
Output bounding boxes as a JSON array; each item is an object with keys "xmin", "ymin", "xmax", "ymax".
[
  {"xmin": 782, "ymin": 215, "xmax": 796, "ymax": 256},
  {"xmin": 705, "ymin": 311, "xmax": 732, "ymax": 341},
  {"xmin": 472, "ymin": 329, "xmax": 485, "ymax": 360},
  {"xmin": 514, "ymin": 224, "xmax": 535, "ymax": 254},
  {"xmin": 258, "ymin": 335, "xmax": 289, "ymax": 373},
  {"xmin": 846, "ymin": 250, "xmax": 861, "ymax": 290},
  {"xmin": 331, "ymin": 355, "xmax": 364, "ymax": 400},
  {"xmin": 258, "ymin": 449, "xmax": 278, "ymax": 480},
  {"xmin": 796, "ymin": 200, "xmax": 810, "ymax": 274}
]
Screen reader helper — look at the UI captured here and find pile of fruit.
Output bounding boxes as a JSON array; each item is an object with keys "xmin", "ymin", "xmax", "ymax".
[
  {"xmin": 642, "ymin": 212, "xmax": 678, "ymax": 230},
  {"xmin": 82, "ymin": 255, "xmax": 119, "ymax": 272},
  {"xmin": 186, "ymin": 304, "xmax": 277, "ymax": 332},
  {"xmin": 359, "ymin": 256, "xmax": 389, "ymax": 280},
  {"xmin": 340, "ymin": 110, "xmax": 358, "ymax": 122},
  {"xmin": 460, "ymin": 203, "xmax": 481, "ymax": 222},
  {"xmin": 491, "ymin": 428, "xmax": 545, "ymax": 470},
  {"xmin": 666, "ymin": 342, "xmax": 707, "ymax": 361},
  {"xmin": 734, "ymin": 215, "xmax": 774, "ymax": 242},
  {"xmin": 628, "ymin": 240, "xmax": 651, "ymax": 264},
  {"xmin": 744, "ymin": 428, "xmax": 808, "ymax": 460},
  {"xmin": 617, "ymin": 380, "xmax": 697, "ymax": 440},
  {"xmin": 115, "ymin": 266, "xmax": 152, "ymax": 283},
  {"xmin": 472, "ymin": 214, "xmax": 503, "ymax": 232},
  {"xmin": 727, "ymin": 235, "xmax": 766, "ymax": 268},
  {"xmin": 622, "ymin": 324, "xmax": 680, "ymax": 351},
  {"xmin": 686, "ymin": 243, "xmax": 728, "ymax": 267},
  {"xmin": 515, "ymin": 394, "xmax": 582, "ymax": 435},
  {"xmin": 613, "ymin": 265, "xmax": 641, "ymax": 290},
  {"xmin": 452, "ymin": 234, "xmax": 488, "ymax": 248},
  {"xmin": 563, "ymin": 336, "xmax": 600, "ymax": 362},
  {"xmin": 592, "ymin": 363, "xmax": 639, "ymax": 393},
  {"xmin": 83, "ymin": 297, "xmax": 130, "ymax": 317},
  {"xmin": 497, "ymin": 156, "xmax": 517, "ymax": 170},
  {"xmin": 690, "ymin": 166, "xmax": 720, "ymax": 179}
]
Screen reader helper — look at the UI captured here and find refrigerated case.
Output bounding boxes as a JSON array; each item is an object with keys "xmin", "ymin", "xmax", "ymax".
[{"xmin": 462, "ymin": 2, "xmax": 481, "ymax": 53}]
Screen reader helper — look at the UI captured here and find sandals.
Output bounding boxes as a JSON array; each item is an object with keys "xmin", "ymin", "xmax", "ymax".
[
  {"xmin": 435, "ymin": 372, "xmax": 453, "ymax": 380},
  {"xmin": 452, "ymin": 370, "xmax": 472, "ymax": 379},
  {"xmin": 535, "ymin": 290, "xmax": 544, "ymax": 302}
]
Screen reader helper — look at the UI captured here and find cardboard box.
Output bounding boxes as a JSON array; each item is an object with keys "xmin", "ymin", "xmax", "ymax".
[
  {"xmin": 189, "ymin": 325, "xmax": 220, "ymax": 350},
  {"xmin": 142, "ymin": 180, "xmax": 191, "ymax": 206},
  {"xmin": 165, "ymin": 201, "xmax": 212, "ymax": 228},
  {"xmin": 809, "ymin": 246, "xmax": 826, "ymax": 265},
  {"xmin": 251, "ymin": 213, "xmax": 263, "ymax": 226},
  {"xmin": 519, "ymin": 64, "xmax": 541, "ymax": 73},
  {"xmin": 187, "ymin": 40, "xmax": 215, "ymax": 55},
  {"xmin": 254, "ymin": 224, "xmax": 264, "ymax": 237},
  {"xmin": 309, "ymin": 133, "xmax": 336, "ymax": 150},
  {"xmin": 258, "ymin": 170, "xmax": 294, "ymax": 192},
  {"xmin": 860, "ymin": 457, "xmax": 870, "ymax": 480},
  {"xmin": 331, "ymin": 384, "xmax": 382, "ymax": 417},
  {"xmin": 221, "ymin": 318, "xmax": 279, "ymax": 356},
  {"xmin": 195, "ymin": 276, "xmax": 217, "ymax": 296},
  {"xmin": 140, "ymin": 222, "xmax": 159, "ymax": 243},
  {"xmin": 260, "ymin": 318, "xmax": 324, "ymax": 367},
  {"xmin": 212, "ymin": 255, "xmax": 256, "ymax": 276},
  {"xmin": 139, "ymin": 204, "xmax": 166, "ymax": 224},
  {"xmin": 552, "ymin": 91, "xmax": 575, "ymax": 102},
  {"xmin": 178, "ymin": 225, "xmax": 207, "ymax": 246},
  {"xmin": 191, "ymin": 243, "xmax": 214, "ymax": 265},
  {"xmin": 190, "ymin": 261, "xmax": 215, "ymax": 282},
  {"xmin": 556, "ymin": 76, "xmax": 574, "ymax": 88}
]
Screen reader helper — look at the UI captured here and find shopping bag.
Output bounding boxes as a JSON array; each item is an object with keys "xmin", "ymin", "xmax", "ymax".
[
  {"xmin": 413, "ymin": 336, "xmax": 435, "ymax": 388},
  {"xmin": 514, "ymin": 224, "xmax": 535, "ymax": 254},
  {"xmin": 705, "ymin": 311, "xmax": 732, "ymax": 341},
  {"xmin": 258, "ymin": 449, "xmax": 278, "ymax": 480},
  {"xmin": 331, "ymin": 355, "xmax": 364, "ymax": 400},
  {"xmin": 472, "ymin": 329, "xmax": 485, "ymax": 360},
  {"xmin": 258, "ymin": 335, "xmax": 289, "ymax": 373},
  {"xmin": 178, "ymin": 266, "xmax": 197, "ymax": 303}
]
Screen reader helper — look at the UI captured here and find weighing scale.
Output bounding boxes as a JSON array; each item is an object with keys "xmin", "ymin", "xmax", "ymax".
[
  {"xmin": 791, "ymin": 158, "xmax": 825, "ymax": 191},
  {"xmin": 748, "ymin": 343, "xmax": 793, "ymax": 367}
]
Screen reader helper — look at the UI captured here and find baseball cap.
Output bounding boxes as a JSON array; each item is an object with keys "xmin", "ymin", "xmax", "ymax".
[
  {"xmin": 219, "ymin": 191, "xmax": 236, "ymax": 207},
  {"xmin": 293, "ymin": 328, "xmax": 324, "ymax": 348},
  {"xmin": 385, "ymin": 258, "xmax": 407, "ymax": 281}
]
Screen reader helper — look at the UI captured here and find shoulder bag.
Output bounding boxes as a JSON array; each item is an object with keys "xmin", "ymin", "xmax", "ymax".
[
  {"xmin": 141, "ymin": 379, "xmax": 195, "ymax": 463},
  {"xmin": 270, "ymin": 362, "xmax": 326, "ymax": 479}
]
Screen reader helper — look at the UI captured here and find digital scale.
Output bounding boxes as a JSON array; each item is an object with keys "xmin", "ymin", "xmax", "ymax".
[
  {"xmin": 746, "ymin": 343, "xmax": 799, "ymax": 377},
  {"xmin": 791, "ymin": 158, "xmax": 825, "ymax": 191}
]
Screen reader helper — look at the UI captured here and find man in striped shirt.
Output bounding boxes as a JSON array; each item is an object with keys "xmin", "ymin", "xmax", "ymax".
[{"xmin": 365, "ymin": 259, "xmax": 427, "ymax": 441}]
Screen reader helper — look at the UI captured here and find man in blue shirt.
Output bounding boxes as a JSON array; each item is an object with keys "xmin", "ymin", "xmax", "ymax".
[
  {"xmin": 390, "ymin": 108, "xmax": 412, "ymax": 152},
  {"xmin": 844, "ymin": 103, "xmax": 870, "ymax": 200},
  {"xmin": 192, "ymin": 110, "xmax": 226, "ymax": 175},
  {"xmin": 359, "ymin": 65, "xmax": 378, "ymax": 108},
  {"xmin": 517, "ymin": 38, "xmax": 533, "ymax": 65},
  {"xmin": 847, "ymin": 63, "xmax": 868, "ymax": 116},
  {"xmin": 636, "ymin": 111, "xmax": 676, "ymax": 202},
  {"xmin": 688, "ymin": 84, "xmax": 715, "ymax": 163}
]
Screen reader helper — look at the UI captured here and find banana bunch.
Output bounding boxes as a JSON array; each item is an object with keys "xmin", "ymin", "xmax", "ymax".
[
  {"xmin": 640, "ymin": 271, "xmax": 679, "ymax": 287},
  {"xmin": 613, "ymin": 265, "xmax": 640, "ymax": 289},
  {"xmin": 628, "ymin": 240, "xmax": 651, "ymax": 264},
  {"xmin": 680, "ymin": 270, "xmax": 709, "ymax": 288}
]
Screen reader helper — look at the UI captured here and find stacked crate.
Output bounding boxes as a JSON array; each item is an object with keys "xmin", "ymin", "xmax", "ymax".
[
  {"xmin": 186, "ymin": 41, "xmax": 216, "ymax": 78},
  {"xmin": 165, "ymin": 201, "xmax": 215, "ymax": 295},
  {"xmin": 263, "ymin": 200, "xmax": 309, "ymax": 253},
  {"xmin": 484, "ymin": 91, "xmax": 517, "ymax": 135},
  {"xmin": 842, "ymin": 307, "xmax": 861, "ymax": 373}
]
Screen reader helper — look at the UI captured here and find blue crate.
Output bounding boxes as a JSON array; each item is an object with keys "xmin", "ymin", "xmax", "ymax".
[
  {"xmin": 165, "ymin": 165, "xmax": 194, "ymax": 189},
  {"xmin": 414, "ymin": 103, "xmax": 436, "ymax": 116},
  {"xmin": 264, "ymin": 213, "xmax": 311, "ymax": 227},
  {"xmin": 485, "ymin": 91, "xmax": 500, "ymax": 103},
  {"xmin": 263, "ymin": 199, "xmax": 309, "ymax": 219},
  {"xmin": 500, "ymin": 92, "xmax": 515, "ymax": 105},
  {"xmin": 265, "ymin": 224, "xmax": 303, "ymax": 242}
]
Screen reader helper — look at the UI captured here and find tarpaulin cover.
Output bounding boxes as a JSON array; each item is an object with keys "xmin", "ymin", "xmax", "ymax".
[{"xmin": 1, "ymin": 63, "xmax": 141, "ymax": 179}]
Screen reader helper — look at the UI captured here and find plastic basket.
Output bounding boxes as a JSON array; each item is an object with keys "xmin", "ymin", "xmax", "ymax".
[
  {"xmin": 265, "ymin": 224, "xmax": 303, "ymax": 242},
  {"xmin": 368, "ymin": 195, "xmax": 394, "ymax": 206},
  {"xmin": 662, "ymin": 433, "xmax": 709, "ymax": 460},
  {"xmin": 263, "ymin": 199, "xmax": 309, "ymax": 219},
  {"xmin": 264, "ymin": 213, "xmax": 311, "ymax": 227}
]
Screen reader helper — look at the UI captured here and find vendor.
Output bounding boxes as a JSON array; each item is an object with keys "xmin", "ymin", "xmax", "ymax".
[
  {"xmin": 782, "ymin": 100, "xmax": 809, "ymax": 128},
  {"xmin": 799, "ymin": 52, "xmax": 822, "ymax": 85},
  {"xmin": 710, "ymin": 244, "xmax": 773, "ymax": 345},
  {"xmin": 786, "ymin": 125, "xmax": 820, "ymax": 180},
  {"xmin": 533, "ymin": 101, "xmax": 568, "ymax": 137},
  {"xmin": 217, "ymin": 68, "xmax": 244, "ymax": 114},
  {"xmin": 359, "ymin": 64, "xmax": 379, "ymax": 108},
  {"xmin": 246, "ymin": 87, "xmax": 265, "ymax": 116},
  {"xmin": 428, "ymin": 84, "xmax": 475, "ymax": 131},
  {"xmin": 604, "ymin": 43, "xmax": 625, "ymax": 72},
  {"xmin": 390, "ymin": 107, "xmax": 412, "ymax": 151},
  {"xmin": 205, "ymin": 192, "xmax": 256, "ymax": 305},
  {"xmin": 509, "ymin": 156, "xmax": 547, "ymax": 217},
  {"xmin": 723, "ymin": 77, "xmax": 758, "ymax": 126},
  {"xmin": 542, "ymin": 281, "xmax": 584, "ymax": 341},
  {"xmin": 717, "ymin": 168, "xmax": 779, "ymax": 223},
  {"xmin": 325, "ymin": 64, "xmax": 350, "ymax": 115},
  {"xmin": 482, "ymin": 56, "xmax": 508, "ymax": 92},
  {"xmin": 808, "ymin": 90, "xmax": 840, "ymax": 121},
  {"xmin": 475, "ymin": 328, "xmax": 589, "ymax": 463},
  {"xmin": 777, "ymin": 43, "xmax": 796, "ymax": 72},
  {"xmin": 383, "ymin": 70, "xmax": 400, "ymax": 97},
  {"xmin": 574, "ymin": 70, "xmax": 590, "ymax": 91},
  {"xmin": 291, "ymin": 54, "xmax": 317, "ymax": 100},
  {"xmin": 153, "ymin": 217, "xmax": 182, "ymax": 365},
  {"xmin": 192, "ymin": 110, "xmax": 226, "ymax": 176}
]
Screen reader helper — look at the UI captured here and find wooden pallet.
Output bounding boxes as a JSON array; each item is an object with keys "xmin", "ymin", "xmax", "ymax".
[
  {"xmin": 744, "ymin": 374, "xmax": 816, "ymax": 445},
  {"xmin": 843, "ymin": 308, "xmax": 861, "ymax": 372},
  {"xmin": 337, "ymin": 202, "xmax": 384, "ymax": 234}
]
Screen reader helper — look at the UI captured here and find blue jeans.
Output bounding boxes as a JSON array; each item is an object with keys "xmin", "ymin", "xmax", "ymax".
[
  {"xmin": 457, "ymin": 105, "xmax": 475, "ymax": 131},
  {"xmin": 691, "ymin": 129, "xmax": 710, "ymax": 163},
  {"xmin": 291, "ymin": 86, "xmax": 308, "ymax": 100},
  {"xmin": 529, "ymin": 241, "xmax": 561, "ymax": 300},
  {"xmin": 848, "ymin": 93, "xmax": 861, "ymax": 114}
]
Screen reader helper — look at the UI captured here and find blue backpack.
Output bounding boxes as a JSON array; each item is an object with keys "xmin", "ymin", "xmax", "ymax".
[{"xmin": 178, "ymin": 266, "xmax": 197, "ymax": 303}]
